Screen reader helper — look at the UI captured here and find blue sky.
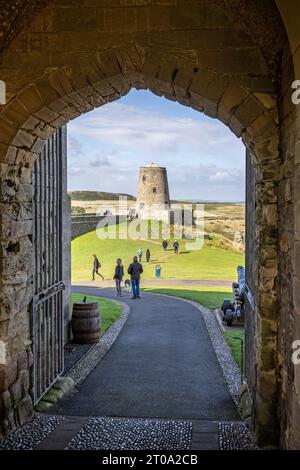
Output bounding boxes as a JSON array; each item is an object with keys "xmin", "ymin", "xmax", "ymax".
[{"xmin": 67, "ymin": 89, "xmax": 245, "ymax": 202}]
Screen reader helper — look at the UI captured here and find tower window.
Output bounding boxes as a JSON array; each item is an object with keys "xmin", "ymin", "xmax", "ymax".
[
  {"xmin": 142, "ymin": 175, "xmax": 146, "ymax": 182},
  {"xmin": 153, "ymin": 187, "xmax": 157, "ymax": 193}
]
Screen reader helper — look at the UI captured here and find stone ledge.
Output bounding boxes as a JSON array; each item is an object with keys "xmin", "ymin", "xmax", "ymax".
[{"xmin": 34, "ymin": 377, "xmax": 75, "ymax": 413}]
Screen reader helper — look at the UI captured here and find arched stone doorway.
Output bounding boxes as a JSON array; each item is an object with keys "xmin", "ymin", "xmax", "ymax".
[{"xmin": 0, "ymin": 0, "xmax": 298, "ymax": 449}]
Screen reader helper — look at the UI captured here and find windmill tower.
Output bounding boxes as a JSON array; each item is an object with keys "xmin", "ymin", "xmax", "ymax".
[{"xmin": 136, "ymin": 163, "xmax": 170, "ymax": 221}]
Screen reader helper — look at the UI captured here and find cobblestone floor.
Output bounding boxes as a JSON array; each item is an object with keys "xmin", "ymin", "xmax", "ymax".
[
  {"xmin": 66, "ymin": 417, "xmax": 192, "ymax": 450},
  {"xmin": 219, "ymin": 422, "xmax": 257, "ymax": 450},
  {"xmin": 0, "ymin": 415, "xmax": 63, "ymax": 450},
  {"xmin": 0, "ymin": 415, "xmax": 257, "ymax": 450}
]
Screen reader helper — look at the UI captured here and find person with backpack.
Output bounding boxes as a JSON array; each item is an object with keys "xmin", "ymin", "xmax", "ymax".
[
  {"xmin": 113, "ymin": 258, "xmax": 124, "ymax": 297},
  {"xmin": 92, "ymin": 254, "xmax": 104, "ymax": 280},
  {"xmin": 146, "ymin": 248, "xmax": 151, "ymax": 263},
  {"xmin": 173, "ymin": 240, "xmax": 179, "ymax": 254},
  {"xmin": 127, "ymin": 256, "xmax": 143, "ymax": 299},
  {"xmin": 162, "ymin": 239, "xmax": 168, "ymax": 251}
]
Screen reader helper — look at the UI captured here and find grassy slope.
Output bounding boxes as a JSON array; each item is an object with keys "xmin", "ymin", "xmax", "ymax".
[
  {"xmin": 71, "ymin": 293, "xmax": 121, "ymax": 334},
  {"xmin": 69, "ymin": 191, "xmax": 135, "ymax": 201},
  {"xmin": 72, "ymin": 223, "xmax": 244, "ymax": 281}
]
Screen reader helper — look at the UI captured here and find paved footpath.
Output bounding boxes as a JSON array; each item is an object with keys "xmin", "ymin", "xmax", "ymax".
[
  {"xmin": 50, "ymin": 287, "xmax": 238, "ymax": 421},
  {"xmin": 72, "ymin": 279, "xmax": 232, "ymax": 288},
  {"xmin": 0, "ymin": 288, "xmax": 256, "ymax": 450}
]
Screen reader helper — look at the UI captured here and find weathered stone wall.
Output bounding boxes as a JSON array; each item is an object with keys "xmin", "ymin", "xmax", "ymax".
[
  {"xmin": 245, "ymin": 148, "xmax": 256, "ymax": 404},
  {"xmin": 71, "ymin": 215, "xmax": 125, "ymax": 241},
  {"xmin": 276, "ymin": 0, "xmax": 300, "ymax": 449},
  {"xmin": 0, "ymin": 161, "xmax": 34, "ymax": 436},
  {"xmin": 276, "ymin": 24, "xmax": 299, "ymax": 450}
]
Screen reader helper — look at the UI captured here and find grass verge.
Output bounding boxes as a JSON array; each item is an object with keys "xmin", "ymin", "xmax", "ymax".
[{"xmin": 224, "ymin": 330, "xmax": 245, "ymax": 369}]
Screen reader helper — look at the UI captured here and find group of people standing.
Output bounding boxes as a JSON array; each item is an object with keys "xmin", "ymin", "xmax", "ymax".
[
  {"xmin": 113, "ymin": 256, "xmax": 143, "ymax": 299},
  {"xmin": 91, "ymin": 237, "xmax": 180, "ymax": 298},
  {"xmin": 162, "ymin": 239, "xmax": 180, "ymax": 253},
  {"xmin": 137, "ymin": 247, "xmax": 151, "ymax": 263},
  {"xmin": 92, "ymin": 253, "xmax": 143, "ymax": 299}
]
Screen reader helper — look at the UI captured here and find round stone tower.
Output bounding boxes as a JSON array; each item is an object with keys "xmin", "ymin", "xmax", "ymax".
[{"xmin": 136, "ymin": 163, "xmax": 170, "ymax": 220}]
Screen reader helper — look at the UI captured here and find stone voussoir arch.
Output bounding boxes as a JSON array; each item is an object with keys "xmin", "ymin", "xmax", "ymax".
[
  {"xmin": 0, "ymin": 43, "xmax": 281, "ymax": 444},
  {"xmin": 0, "ymin": 45, "xmax": 279, "ymax": 168}
]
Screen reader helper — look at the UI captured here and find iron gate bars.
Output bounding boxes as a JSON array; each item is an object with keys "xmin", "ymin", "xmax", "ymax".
[{"xmin": 31, "ymin": 128, "xmax": 65, "ymax": 405}]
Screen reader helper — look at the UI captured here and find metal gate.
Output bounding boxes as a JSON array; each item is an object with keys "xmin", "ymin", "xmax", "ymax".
[{"xmin": 31, "ymin": 127, "xmax": 65, "ymax": 405}]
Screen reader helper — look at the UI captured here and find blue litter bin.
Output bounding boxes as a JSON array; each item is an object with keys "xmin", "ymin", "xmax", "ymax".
[{"xmin": 155, "ymin": 265, "xmax": 161, "ymax": 278}]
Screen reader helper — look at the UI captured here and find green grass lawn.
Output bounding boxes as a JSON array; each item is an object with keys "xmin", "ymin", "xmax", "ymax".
[
  {"xmin": 72, "ymin": 222, "xmax": 244, "ymax": 281},
  {"xmin": 142, "ymin": 286, "xmax": 231, "ymax": 309},
  {"xmin": 71, "ymin": 293, "xmax": 121, "ymax": 334},
  {"xmin": 224, "ymin": 330, "xmax": 245, "ymax": 369}
]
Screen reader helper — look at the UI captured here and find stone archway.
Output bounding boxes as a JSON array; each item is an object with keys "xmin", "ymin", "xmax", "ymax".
[{"xmin": 0, "ymin": 0, "xmax": 297, "ymax": 449}]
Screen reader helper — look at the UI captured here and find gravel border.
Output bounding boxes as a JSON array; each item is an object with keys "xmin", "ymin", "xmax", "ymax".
[
  {"xmin": 63, "ymin": 343, "xmax": 93, "ymax": 376},
  {"xmin": 66, "ymin": 417, "xmax": 192, "ymax": 450},
  {"xmin": 219, "ymin": 422, "xmax": 257, "ymax": 450},
  {"xmin": 66, "ymin": 301, "xmax": 130, "ymax": 386},
  {"xmin": 198, "ymin": 303, "xmax": 241, "ymax": 408},
  {"xmin": 0, "ymin": 415, "xmax": 64, "ymax": 450}
]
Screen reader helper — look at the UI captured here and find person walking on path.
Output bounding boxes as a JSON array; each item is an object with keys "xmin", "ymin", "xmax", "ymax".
[
  {"xmin": 113, "ymin": 258, "xmax": 124, "ymax": 297},
  {"xmin": 162, "ymin": 239, "xmax": 168, "ymax": 251},
  {"xmin": 137, "ymin": 247, "xmax": 143, "ymax": 262},
  {"xmin": 146, "ymin": 248, "xmax": 151, "ymax": 263},
  {"xmin": 128, "ymin": 256, "xmax": 143, "ymax": 299},
  {"xmin": 173, "ymin": 240, "xmax": 179, "ymax": 254},
  {"xmin": 92, "ymin": 254, "xmax": 104, "ymax": 280}
]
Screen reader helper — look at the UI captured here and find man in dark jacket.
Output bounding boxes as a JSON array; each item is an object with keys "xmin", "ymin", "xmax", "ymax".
[{"xmin": 127, "ymin": 256, "xmax": 143, "ymax": 299}]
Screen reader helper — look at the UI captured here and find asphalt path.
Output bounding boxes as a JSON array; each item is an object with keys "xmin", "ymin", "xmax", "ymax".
[{"xmin": 50, "ymin": 287, "xmax": 238, "ymax": 421}]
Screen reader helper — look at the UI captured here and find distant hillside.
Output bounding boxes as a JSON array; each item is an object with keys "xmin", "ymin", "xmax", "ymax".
[{"xmin": 68, "ymin": 191, "xmax": 136, "ymax": 201}]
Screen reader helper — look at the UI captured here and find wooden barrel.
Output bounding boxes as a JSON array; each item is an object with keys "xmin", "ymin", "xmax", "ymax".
[{"xmin": 71, "ymin": 302, "xmax": 101, "ymax": 344}]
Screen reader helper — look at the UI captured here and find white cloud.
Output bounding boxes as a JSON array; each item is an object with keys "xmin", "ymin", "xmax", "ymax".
[
  {"xmin": 67, "ymin": 98, "xmax": 245, "ymax": 201},
  {"xmin": 68, "ymin": 135, "xmax": 82, "ymax": 156},
  {"xmin": 69, "ymin": 102, "xmax": 238, "ymax": 155},
  {"xmin": 90, "ymin": 154, "xmax": 113, "ymax": 168},
  {"xmin": 209, "ymin": 169, "xmax": 241, "ymax": 183},
  {"xmin": 68, "ymin": 166, "xmax": 85, "ymax": 176}
]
